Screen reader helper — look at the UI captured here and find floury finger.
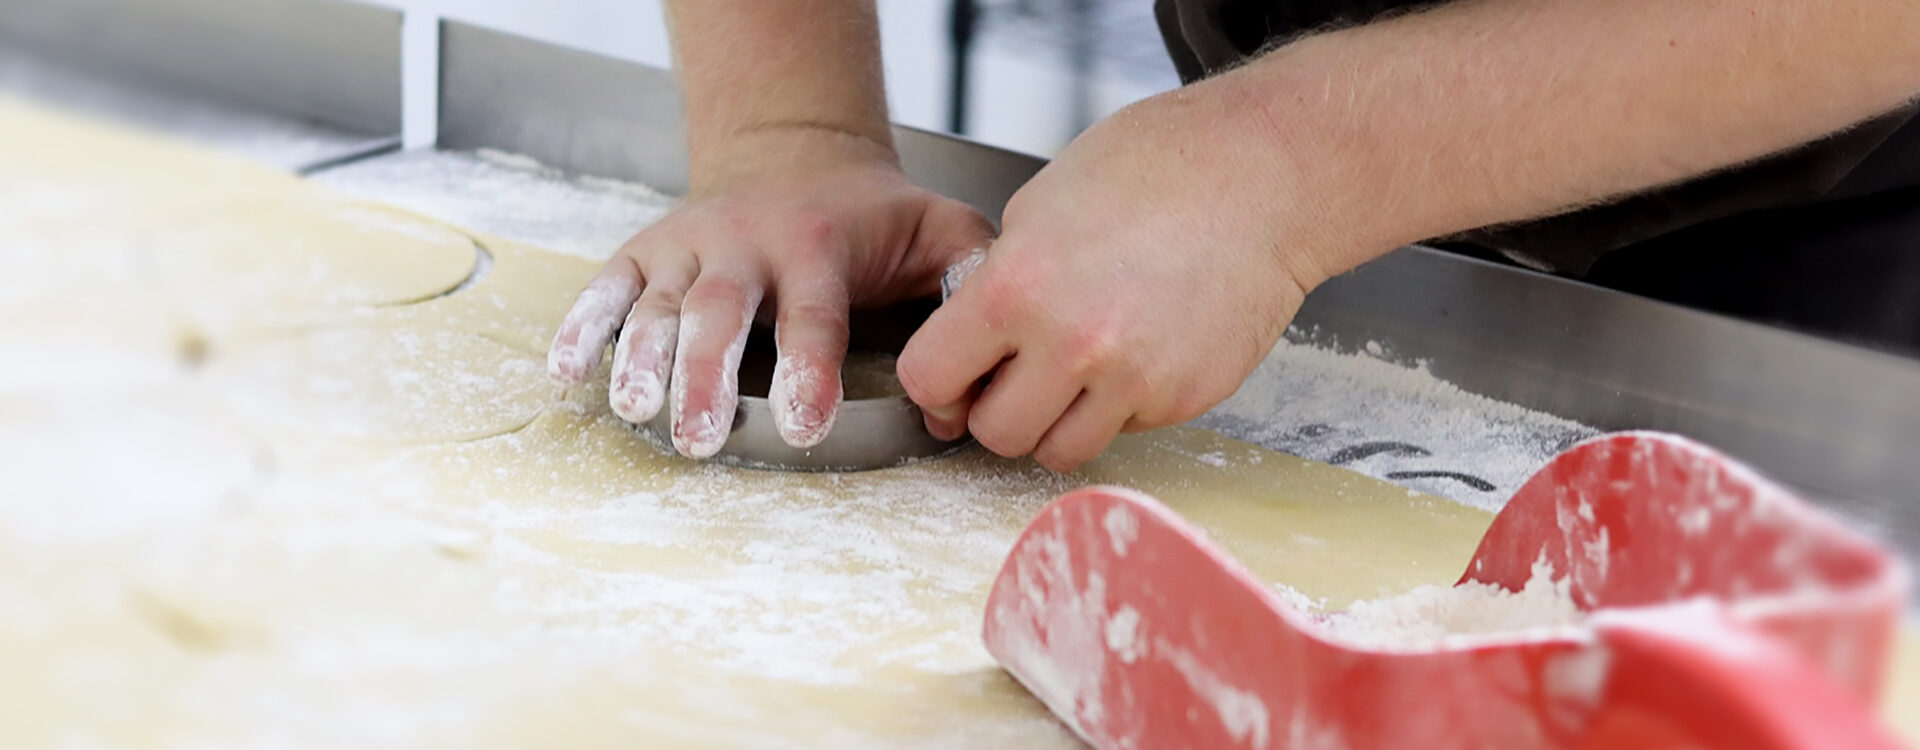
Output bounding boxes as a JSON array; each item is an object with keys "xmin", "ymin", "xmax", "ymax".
[
  {"xmin": 670, "ymin": 275, "xmax": 764, "ymax": 458},
  {"xmin": 608, "ymin": 257, "xmax": 695, "ymax": 423},
  {"xmin": 547, "ymin": 265, "xmax": 642, "ymax": 385}
]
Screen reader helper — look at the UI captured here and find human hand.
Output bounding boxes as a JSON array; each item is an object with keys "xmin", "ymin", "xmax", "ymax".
[
  {"xmin": 899, "ymin": 84, "xmax": 1365, "ymax": 472},
  {"xmin": 547, "ymin": 128, "xmax": 993, "ymax": 458}
]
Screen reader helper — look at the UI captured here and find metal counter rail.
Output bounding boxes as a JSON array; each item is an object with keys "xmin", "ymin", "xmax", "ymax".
[
  {"xmin": 436, "ymin": 22, "xmax": 1044, "ymax": 229},
  {"xmin": 0, "ymin": 0, "xmax": 401, "ymax": 172}
]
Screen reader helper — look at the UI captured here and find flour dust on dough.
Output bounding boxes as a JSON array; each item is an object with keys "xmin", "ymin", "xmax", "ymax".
[
  {"xmin": 155, "ymin": 200, "xmax": 479, "ymax": 334},
  {"xmin": 207, "ymin": 325, "xmax": 549, "ymax": 444},
  {"xmin": 9, "ymin": 93, "xmax": 1915, "ymax": 749},
  {"xmin": 0, "ymin": 93, "xmax": 1492, "ymax": 749}
]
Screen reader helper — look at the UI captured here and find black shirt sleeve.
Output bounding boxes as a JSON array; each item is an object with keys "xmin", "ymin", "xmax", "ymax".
[{"xmin": 1155, "ymin": 0, "xmax": 1920, "ymax": 275}]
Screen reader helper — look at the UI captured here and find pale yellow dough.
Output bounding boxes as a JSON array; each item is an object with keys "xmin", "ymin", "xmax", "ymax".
[
  {"xmin": 2, "ymin": 93, "xmax": 1913, "ymax": 749},
  {"xmin": 154, "ymin": 200, "xmax": 480, "ymax": 335},
  {"xmin": 209, "ymin": 326, "xmax": 548, "ymax": 443}
]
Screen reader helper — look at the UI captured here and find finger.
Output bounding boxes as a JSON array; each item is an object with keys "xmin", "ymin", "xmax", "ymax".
[
  {"xmin": 608, "ymin": 255, "xmax": 695, "ymax": 423},
  {"xmin": 670, "ymin": 271, "xmax": 764, "ymax": 458},
  {"xmin": 1033, "ymin": 390, "xmax": 1132, "ymax": 473},
  {"xmin": 965, "ymin": 353, "xmax": 1083, "ymax": 459},
  {"xmin": 769, "ymin": 277, "xmax": 849, "ymax": 449},
  {"xmin": 921, "ymin": 378, "xmax": 982, "ymax": 442},
  {"xmin": 547, "ymin": 259, "xmax": 642, "ymax": 384},
  {"xmin": 897, "ymin": 287, "xmax": 1011, "ymax": 437}
]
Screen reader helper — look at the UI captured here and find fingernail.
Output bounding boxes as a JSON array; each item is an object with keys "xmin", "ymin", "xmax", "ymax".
[
  {"xmin": 780, "ymin": 402, "xmax": 832, "ymax": 449},
  {"xmin": 791, "ymin": 403, "xmax": 823, "ymax": 428},
  {"xmin": 609, "ymin": 371, "xmax": 664, "ymax": 422},
  {"xmin": 546, "ymin": 343, "xmax": 584, "ymax": 384},
  {"xmin": 925, "ymin": 415, "xmax": 964, "ymax": 442},
  {"xmin": 675, "ymin": 409, "xmax": 727, "ymax": 458},
  {"xmin": 921, "ymin": 403, "xmax": 964, "ymax": 440}
]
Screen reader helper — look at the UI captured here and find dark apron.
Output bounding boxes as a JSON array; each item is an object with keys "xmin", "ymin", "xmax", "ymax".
[{"xmin": 1156, "ymin": 0, "xmax": 1920, "ymax": 354}]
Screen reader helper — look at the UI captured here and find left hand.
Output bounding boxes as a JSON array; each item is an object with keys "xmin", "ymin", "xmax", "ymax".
[{"xmin": 898, "ymin": 82, "xmax": 1352, "ymax": 472}]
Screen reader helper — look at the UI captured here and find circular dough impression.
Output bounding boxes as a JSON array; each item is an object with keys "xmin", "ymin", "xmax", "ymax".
[
  {"xmin": 212, "ymin": 327, "xmax": 548, "ymax": 443},
  {"xmin": 158, "ymin": 201, "xmax": 477, "ymax": 330}
]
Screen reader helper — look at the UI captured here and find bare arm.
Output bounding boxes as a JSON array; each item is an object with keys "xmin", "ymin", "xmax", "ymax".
[
  {"xmin": 900, "ymin": 0, "xmax": 1920, "ymax": 471},
  {"xmin": 667, "ymin": 0, "xmax": 895, "ymax": 191},
  {"xmin": 1224, "ymin": 0, "xmax": 1920, "ymax": 283}
]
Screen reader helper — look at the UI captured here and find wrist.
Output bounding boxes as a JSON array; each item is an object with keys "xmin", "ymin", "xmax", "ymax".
[
  {"xmin": 1197, "ymin": 45, "xmax": 1418, "ymax": 287},
  {"xmin": 688, "ymin": 121, "xmax": 900, "ymax": 195}
]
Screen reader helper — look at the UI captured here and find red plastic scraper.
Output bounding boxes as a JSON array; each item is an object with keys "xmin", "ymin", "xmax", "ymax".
[{"xmin": 982, "ymin": 432, "xmax": 1909, "ymax": 749}]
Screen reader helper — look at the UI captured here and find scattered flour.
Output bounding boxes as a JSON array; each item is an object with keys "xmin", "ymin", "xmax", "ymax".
[
  {"xmin": 1197, "ymin": 337, "xmax": 1597, "ymax": 510},
  {"xmin": 312, "ymin": 148, "xmax": 676, "ymax": 261},
  {"xmin": 0, "ymin": 121, "xmax": 1625, "ymax": 748},
  {"xmin": 1190, "ymin": 451, "xmax": 1230, "ymax": 468},
  {"xmin": 1277, "ymin": 557, "xmax": 1586, "ymax": 650}
]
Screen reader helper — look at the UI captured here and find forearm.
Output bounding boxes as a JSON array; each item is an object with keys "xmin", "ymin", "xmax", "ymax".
[
  {"xmin": 665, "ymin": 0, "xmax": 894, "ymax": 190},
  {"xmin": 1211, "ymin": 0, "xmax": 1920, "ymax": 281}
]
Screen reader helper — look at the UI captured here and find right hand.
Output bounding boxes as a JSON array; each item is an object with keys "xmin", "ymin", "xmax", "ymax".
[{"xmin": 546, "ymin": 127, "xmax": 994, "ymax": 458}]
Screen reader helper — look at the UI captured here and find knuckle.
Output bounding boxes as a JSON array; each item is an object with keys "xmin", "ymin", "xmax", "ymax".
[
  {"xmin": 793, "ymin": 211, "xmax": 838, "ymax": 248},
  {"xmin": 777, "ymin": 299, "xmax": 850, "ymax": 331},
  {"xmin": 1057, "ymin": 317, "xmax": 1125, "ymax": 378},
  {"xmin": 724, "ymin": 210, "xmax": 755, "ymax": 236},
  {"xmin": 1034, "ymin": 442, "xmax": 1092, "ymax": 474},
  {"xmin": 1164, "ymin": 379, "xmax": 1233, "ymax": 425},
  {"xmin": 968, "ymin": 415, "xmax": 1034, "ymax": 457},
  {"xmin": 1125, "ymin": 412, "xmax": 1178, "ymax": 433},
  {"xmin": 683, "ymin": 276, "xmax": 752, "ymax": 308},
  {"xmin": 1113, "ymin": 366, "xmax": 1156, "ymax": 404},
  {"xmin": 776, "ymin": 210, "xmax": 842, "ymax": 265},
  {"xmin": 629, "ymin": 293, "xmax": 681, "ymax": 322},
  {"xmin": 615, "ymin": 226, "xmax": 662, "ymax": 259},
  {"xmin": 894, "ymin": 351, "xmax": 941, "ymax": 404},
  {"xmin": 974, "ymin": 264, "xmax": 1040, "ymax": 329},
  {"xmin": 1166, "ymin": 399, "xmax": 1211, "ymax": 425},
  {"xmin": 677, "ymin": 352, "xmax": 721, "ymax": 377}
]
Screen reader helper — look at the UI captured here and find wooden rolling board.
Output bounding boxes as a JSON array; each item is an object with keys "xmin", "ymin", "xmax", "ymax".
[{"xmin": 1, "ymin": 93, "xmax": 1912, "ymax": 747}]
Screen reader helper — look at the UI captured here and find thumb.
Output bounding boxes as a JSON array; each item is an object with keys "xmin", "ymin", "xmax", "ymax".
[{"xmin": 906, "ymin": 197, "xmax": 998, "ymax": 292}]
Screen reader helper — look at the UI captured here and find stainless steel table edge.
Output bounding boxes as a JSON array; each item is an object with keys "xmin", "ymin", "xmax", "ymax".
[{"xmin": 0, "ymin": 0, "xmax": 403, "ymax": 172}]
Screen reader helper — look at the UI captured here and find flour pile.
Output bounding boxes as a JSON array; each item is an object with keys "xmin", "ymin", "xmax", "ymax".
[
  {"xmin": 1281, "ymin": 558, "xmax": 1586, "ymax": 649},
  {"xmin": 1198, "ymin": 338, "xmax": 1596, "ymax": 510}
]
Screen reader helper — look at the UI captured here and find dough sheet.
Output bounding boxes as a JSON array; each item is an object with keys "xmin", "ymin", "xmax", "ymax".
[{"xmin": 1, "ymin": 94, "xmax": 1912, "ymax": 748}]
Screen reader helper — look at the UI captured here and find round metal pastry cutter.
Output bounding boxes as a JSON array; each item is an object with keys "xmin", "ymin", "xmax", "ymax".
[{"xmin": 629, "ymin": 249, "xmax": 989, "ymax": 471}]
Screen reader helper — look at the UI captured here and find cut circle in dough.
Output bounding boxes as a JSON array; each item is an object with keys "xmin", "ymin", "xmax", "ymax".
[
  {"xmin": 208, "ymin": 326, "xmax": 548, "ymax": 443},
  {"xmin": 156, "ymin": 201, "xmax": 479, "ymax": 332}
]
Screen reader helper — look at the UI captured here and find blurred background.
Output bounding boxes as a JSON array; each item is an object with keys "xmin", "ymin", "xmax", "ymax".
[{"xmin": 369, "ymin": 0, "xmax": 1181, "ymax": 156}]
